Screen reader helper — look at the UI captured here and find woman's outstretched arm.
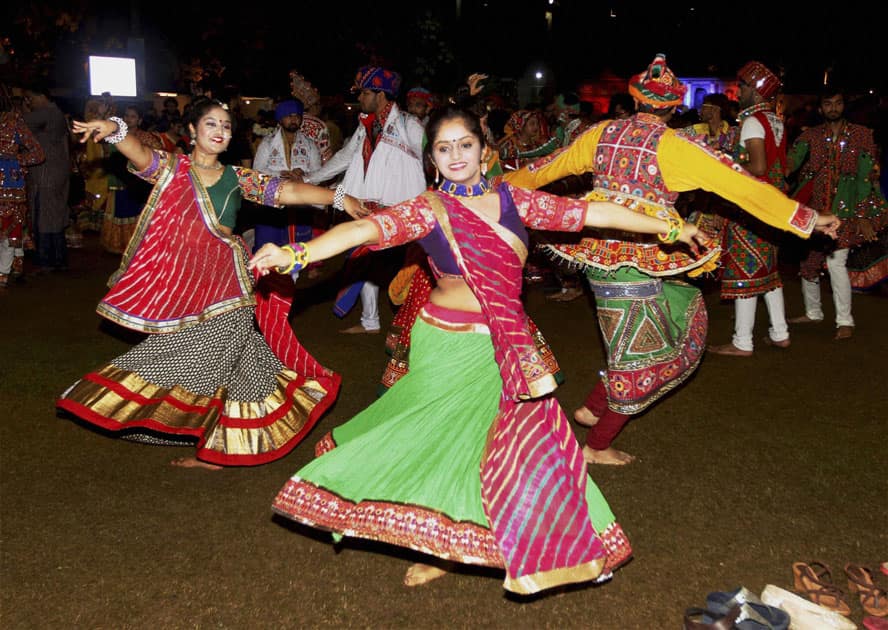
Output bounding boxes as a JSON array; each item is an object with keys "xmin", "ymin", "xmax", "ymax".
[
  {"xmin": 584, "ymin": 200, "xmax": 702, "ymax": 247},
  {"xmin": 249, "ymin": 219, "xmax": 379, "ymax": 276},
  {"xmin": 276, "ymin": 182, "xmax": 370, "ymax": 220},
  {"xmin": 71, "ymin": 118, "xmax": 154, "ymax": 172}
]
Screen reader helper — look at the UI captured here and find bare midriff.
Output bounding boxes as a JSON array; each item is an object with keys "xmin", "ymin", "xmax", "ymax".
[{"xmin": 428, "ymin": 276, "xmax": 482, "ymax": 313}]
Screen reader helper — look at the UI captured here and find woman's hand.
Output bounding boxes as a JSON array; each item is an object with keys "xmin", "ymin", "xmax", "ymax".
[
  {"xmin": 281, "ymin": 168, "xmax": 305, "ymax": 182},
  {"xmin": 342, "ymin": 195, "xmax": 372, "ymax": 220},
  {"xmin": 677, "ymin": 222, "xmax": 699, "ymax": 246},
  {"xmin": 71, "ymin": 119, "xmax": 118, "ymax": 143},
  {"xmin": 814, "ymin": 212, "xmax": 841, "ymax": 239},
  {"xmin": 677, "ymin": 222, "xmax": 712, "ymax": 257},
  {"xmin": 248, "ymin": 243, "xmax": 291, "ymax": 276}
]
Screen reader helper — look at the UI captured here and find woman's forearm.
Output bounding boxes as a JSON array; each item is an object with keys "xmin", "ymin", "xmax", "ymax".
[
  {"xmin": 111, "ymin": 130, "xmax": 154, "ymax": 172},
  {"xmin": 299, "ymin": 219, "xmax": 379, "ymax": 262},
  {"xmin": 585, "ymin": 201, "xmax": 672, "ymax": 235},
  {"xmin": 277, "ymin": 181, "xmax": 336, "ymax": 206},
  {"xmin": 71, "ymin": 118, "xmax": 154, "ymax": 171},
  {"xmin": 249, "ymin": 218, "xmax": 380, "ymax": 274}
]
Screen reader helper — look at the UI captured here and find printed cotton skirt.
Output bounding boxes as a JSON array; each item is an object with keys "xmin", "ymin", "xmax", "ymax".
[
  {"xmin": 272, "ymin": 303, "xmax": 631, "ymax": 576},
  {"xmin": 57, "ymin": 307, "xmax": 338, "ymax": 466},
  {"xmin": 720, "ymin": 220, "xmax": 782, "ymax": 299}
]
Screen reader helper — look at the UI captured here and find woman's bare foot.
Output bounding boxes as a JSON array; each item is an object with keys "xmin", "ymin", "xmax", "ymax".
[
  {"xmin": 404, "ymin": 563, "xmax": 448, "ymax": 587},
  {"xmin": 582, "ymin": 446, "xmax": 636, "ymax": 466},
  {"xmin": 170, "ymin": 457, "xmax": 222, "ymax": 470},
  {"xmin": 573, "ymin": 406, "xmax": 600, "ymax": 427}
]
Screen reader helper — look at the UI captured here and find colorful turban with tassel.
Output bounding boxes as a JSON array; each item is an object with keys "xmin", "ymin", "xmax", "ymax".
[
  {"xmin": 352, "ymin": 66, "xmax": 402, "ymax": 98},
  {"xmin": 737, "ymin": 61, "xmax": 781, "ymax": 99},
  {"xmin": 628, "ymin": 54, "xmax": 687, "ymax": 108}
]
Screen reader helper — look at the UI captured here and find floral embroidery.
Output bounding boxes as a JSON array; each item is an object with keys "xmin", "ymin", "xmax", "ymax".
[
  {"xmin": 366, "ymin": 196, "xmax": 437, "ymax": 248},
  {"xmin": 233, "ymin": 167, "xmax": 283, "ymax": 207},
  {"xmin": 507, "ymin": 184, "xmax": 587, "ymax": 232}
]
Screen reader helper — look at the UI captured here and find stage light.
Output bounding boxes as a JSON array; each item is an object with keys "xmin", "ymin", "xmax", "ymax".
[{"xmin": 89, "ymin": 56, "xmax": 137, "ymax": 97}]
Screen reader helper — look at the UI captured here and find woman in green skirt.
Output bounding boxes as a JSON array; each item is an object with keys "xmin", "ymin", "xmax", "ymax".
[{"xmin": 250, "ymin": 106, "xmax": 705, "ymax": 594}]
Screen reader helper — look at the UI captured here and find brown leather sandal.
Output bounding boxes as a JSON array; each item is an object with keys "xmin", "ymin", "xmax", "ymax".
[
  {"xmin": 792, "ymin": 561, "xmax": 852, "ymax": 616},
  {"xmin": 846, "ymin": 563, "xmax": 888, "ymax": 617}
]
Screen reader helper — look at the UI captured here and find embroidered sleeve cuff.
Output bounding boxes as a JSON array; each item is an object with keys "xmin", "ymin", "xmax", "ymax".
[
  {"xmin": 266, "ymin": 177, "xmax": 284, "ymax": 208},
  {"xmin": 365, "ymin": 216, "xmax": 387, "ymax": 251},
  {"xmin": 128, "ymin": 149, "xmax": 162, "ymax": 181},
  {"xmin": 790, "ymin": 203, "xmax": 817, "ymax": 236}
]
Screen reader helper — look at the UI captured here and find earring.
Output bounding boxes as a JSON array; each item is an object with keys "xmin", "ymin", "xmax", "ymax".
[
  {"xmin": 190, "ymin": 137, "xmax": 196, "ymax": 146},
  {"xmin": 434, "ymin": 167, "xmax": 440, "ymax": 185},
  {"xmin": 481, "ymin": 162, "xmax": 488, "ymax": 176}
]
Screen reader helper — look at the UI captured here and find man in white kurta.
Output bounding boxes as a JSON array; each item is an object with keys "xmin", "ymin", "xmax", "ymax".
[
  {"xmin": 303, "ymin": 66, "xmax": 425, "ymax": 333},
  {"xmin": 252, "ymin": 99, "xmax": 322, "ymax": 249}
]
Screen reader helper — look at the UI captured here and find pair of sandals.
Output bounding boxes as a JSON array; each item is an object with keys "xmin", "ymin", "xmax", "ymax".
[
  {"xmin": 793, "ymin": 560, "xmax": 888, "ymax": 618},
  {"xmin": 684, "ymin": 586, "xmax": 790, "ymax": 629}
]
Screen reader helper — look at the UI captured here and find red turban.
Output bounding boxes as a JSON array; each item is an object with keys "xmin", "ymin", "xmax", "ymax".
[{"xmin": 737, "ymin": 61, "xmax": 781, "ymax": 99}]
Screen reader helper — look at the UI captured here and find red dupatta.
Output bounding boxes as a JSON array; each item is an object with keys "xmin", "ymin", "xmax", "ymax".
[
  {"xmin": 97, "ymin": 151, "xmax": 338, "ymax": 385},
  {"xmin": 422, "ymin": 190, "xmax": 606, "ymax": 594},
  {"xmin": 99, "ymin": 154, "xmax": 255, "ymax": 332}
]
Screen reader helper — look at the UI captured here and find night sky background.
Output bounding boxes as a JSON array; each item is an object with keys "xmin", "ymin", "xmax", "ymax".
[{"xmin": 4, "ymin": 1, "xmax": 885, "ymax": 99}]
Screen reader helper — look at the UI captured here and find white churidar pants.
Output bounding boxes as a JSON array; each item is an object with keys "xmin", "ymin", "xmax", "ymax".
[
  {"xmin": 800, "ymin": 248, "xmax": 853, "ymax": 327},
  {"xmin": 732, "ymin": 287, "xmax": 789, "ymax": 351},
  {"xmin": 360, "ymin": 281, "xmax": 381, "ymax": 331}
]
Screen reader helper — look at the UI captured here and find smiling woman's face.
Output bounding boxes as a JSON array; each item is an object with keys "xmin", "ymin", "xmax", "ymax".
[
  {"xmin": 190, "ymin": 106, "xmax": 232, "ymax": 154},
  {"xmin": 430, "ymin": 118, "xmax": 483, "ymax": 185}
]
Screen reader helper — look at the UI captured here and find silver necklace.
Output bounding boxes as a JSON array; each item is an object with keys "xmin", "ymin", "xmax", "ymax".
[{"xmin": 192, "ymin": 158, "xmax": 222, "ymax": 170}]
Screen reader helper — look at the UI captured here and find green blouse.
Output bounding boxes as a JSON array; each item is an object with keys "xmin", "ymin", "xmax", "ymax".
[{"xmin": 206, "ymin": 166, "xmax": 241, "ymax": 229}]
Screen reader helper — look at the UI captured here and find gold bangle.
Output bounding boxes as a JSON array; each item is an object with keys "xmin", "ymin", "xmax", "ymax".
[
  {"xmin": 657, "ymin": 216, "xmax": 684, "ymax": 244},
  {"xmin": 298, "ymin": 242, "xmax": 311, "ymax": 267},
  {"xmin": 277, "ymin": 242, "xmax": 311, "ymax": 275},
  {"xmin": 276, "ymin": 245, "xmax": 297, "ymax": 274}
]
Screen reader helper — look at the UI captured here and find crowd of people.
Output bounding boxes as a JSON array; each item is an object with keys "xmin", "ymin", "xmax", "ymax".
[{"xmin": 2, "ymin": 52, "xmax": 886, "ymax": 609}]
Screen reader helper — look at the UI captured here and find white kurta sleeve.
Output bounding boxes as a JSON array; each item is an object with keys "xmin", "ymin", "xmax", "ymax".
[{"xmin": 304, "ymin": 130, "xmax": 361, "ymax": 184}]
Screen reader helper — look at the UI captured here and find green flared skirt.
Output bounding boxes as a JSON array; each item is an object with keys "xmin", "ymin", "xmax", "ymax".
[{"xmin": 273, "ymin": 304, "xmax": 627, "ymax": 570}]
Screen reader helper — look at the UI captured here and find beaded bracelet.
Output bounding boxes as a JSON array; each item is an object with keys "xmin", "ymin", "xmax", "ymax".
[
  {"xmin": 657, "ymin": 216, "xmax": 684, "ymax": 244},
  {"xmin": 104, "ymin": 117, "xmax": 129, "ymax": 145},
  {"xmin": 275, "ymin": 242, "xmax": 311, "ymax": 275},
  {"xmin": 332, "ymin": 184, "xmax": 346, "ymax": 212}
]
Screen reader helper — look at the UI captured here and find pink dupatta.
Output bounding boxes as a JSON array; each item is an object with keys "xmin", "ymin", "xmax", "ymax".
[{"xmin": 423, "ymin": 190, "xmax": 606, "ymax": 594}]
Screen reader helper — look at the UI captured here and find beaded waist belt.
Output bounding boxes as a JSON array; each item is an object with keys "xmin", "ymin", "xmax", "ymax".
[{"xmin": 586, "ymin": 279, "xmax": 662, "ymax": 299}]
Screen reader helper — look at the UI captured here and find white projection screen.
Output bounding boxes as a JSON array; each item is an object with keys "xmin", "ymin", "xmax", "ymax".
[{"xmin": 88, "ymin": 56, "xmax": 137, "ymax": 97}]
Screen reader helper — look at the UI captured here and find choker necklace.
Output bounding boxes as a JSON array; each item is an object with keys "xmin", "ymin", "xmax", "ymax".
[
  {"xmin": 191, "ymin": 157, "xmax": 223, "ymax": 171},
  {"xmin": 438, "ymin": 177, "xmax": 491, "ymax": 197}
]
